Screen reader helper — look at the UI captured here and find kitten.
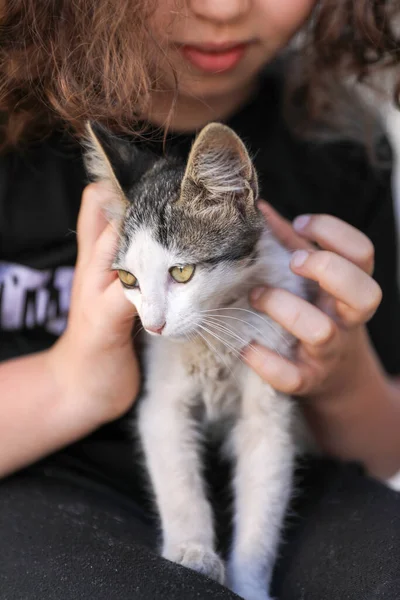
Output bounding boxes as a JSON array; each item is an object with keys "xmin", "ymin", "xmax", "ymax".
[{"xmin": 85, "ymin": 122, "xmax": 308, "ymax": 600}]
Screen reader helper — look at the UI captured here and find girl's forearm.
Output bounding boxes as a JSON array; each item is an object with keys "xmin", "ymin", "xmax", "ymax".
[
  {"xmin": 4, "ymin": 339, "xmax": 400, "ymax": 482},
  {"xmin": 0, "ymin": 350, "xmax": 106, "ymax": 478},
  {"xmin": 303, "ymin": 338, "xmax": 400, "ymax": 480}
]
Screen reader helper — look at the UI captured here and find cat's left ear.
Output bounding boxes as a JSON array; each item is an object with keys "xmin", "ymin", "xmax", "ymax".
[
  {"xmin": 180, "ymin": 123, "xmax": 258, "ymax": 209},
  {"xmin": 84, "ymin": 122, "xmax": 138, "ymax": 223}
]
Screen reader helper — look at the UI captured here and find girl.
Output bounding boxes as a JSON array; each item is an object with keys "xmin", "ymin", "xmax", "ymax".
[{"xmin": 1, "ymin": 1, "xmax": 400, "ymax": 598}]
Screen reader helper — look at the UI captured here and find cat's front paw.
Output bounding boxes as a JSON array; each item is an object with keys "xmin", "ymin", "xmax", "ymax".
[
  {"xmin": 227, "ymin": 568, "xmax": 272, "ymax": 600},
  {"xmin": 230, "ymin": 582, "xmax": 272, "ymax": 600},
  {"xmin": 163, "ymin": 542, "xmax": 225, "ymax": 584}
]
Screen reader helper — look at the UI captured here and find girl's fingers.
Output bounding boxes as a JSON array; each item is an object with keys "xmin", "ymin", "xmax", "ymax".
[
  {"xmin": 259, "ymin": 205, "xmax": 376, "ymax": 276},
  {"xmin": 87, "ymin": 223, "xmax": 121, "ymax": 292},
  {"xmin": 76, "ymin": 182, "xmax": 114, "ymax": 269},
  {"xmin": 250, "ymin": 287, "xmax": 337, "ymax": 349},
  {"xmin": 242, "ymin": 343, "xmax": 310, "ymax": 395},
  {"xmin": 258, "ymin": 200, "xmax": 312, "ymax": 251},
  {"xmin": 290, "ymin": 250, "xmax": 382, "ymax": 326},
  {"xmin": 293, "ymin": 214, "xmax": 375, "ymax": 275},
  {"xmin": 101, "ymin": 277, "xmax": 137, "ymax": 327},
  {"xmin": 91, "ymin": 277, "xmax": 137, "ymax": 347}
]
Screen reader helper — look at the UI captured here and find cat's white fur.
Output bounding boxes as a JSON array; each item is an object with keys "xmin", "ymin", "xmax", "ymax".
[{"xmin": 121, "ymin": 225, "xmax": 307, "ymax": 600}]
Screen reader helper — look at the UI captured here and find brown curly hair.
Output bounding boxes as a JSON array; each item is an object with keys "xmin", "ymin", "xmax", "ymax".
[
  {"xmin": 0, "ymin": 0, "xmax": 399, "ymax": 151},
  {"xmin": 288, "ymin": 0, "xmax": 400, "ymax": 140}
]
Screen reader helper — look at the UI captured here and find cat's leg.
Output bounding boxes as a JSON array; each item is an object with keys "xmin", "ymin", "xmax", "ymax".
[
  {"xmin": 227, "ymin": 370, "xmax": 295, "ymax": 600},
  {"xmin": 138, "ymin": 381, "xmax": 224, "ymax": 584}
]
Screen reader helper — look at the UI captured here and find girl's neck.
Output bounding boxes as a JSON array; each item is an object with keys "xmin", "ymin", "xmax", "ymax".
[{"xmin": 146, "ymin": 80, "xmax": 257, "ymax": 133}]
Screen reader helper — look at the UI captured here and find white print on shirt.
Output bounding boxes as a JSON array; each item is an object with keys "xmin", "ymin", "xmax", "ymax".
[{"xmin": 0, "ymin": 262, "xmax": 74, "ymax": 335}]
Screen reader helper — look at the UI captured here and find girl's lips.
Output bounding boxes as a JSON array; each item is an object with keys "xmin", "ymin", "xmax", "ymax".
[{"xmin": 180, "ymin": 43, "xmax": 248, "ymax": 73}]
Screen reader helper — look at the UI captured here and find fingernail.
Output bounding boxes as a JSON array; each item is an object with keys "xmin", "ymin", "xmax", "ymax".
[
  {"xmin": 240, "ymin": 344, "xmax": 251, "ymax": 360},
  {"xmin": 291, "ymin": 250, "xmax": 309, "ymax": 269},
  {"xmin": 293, "ymin": 214, "xmax": 311, "ymax": 231},
  {"xmin": 250, "ymin": 287, "xmax": 265, "ymax": 303},
  {"xmin": 240, "ymin": 341, "xmax": 260, "ymax": 361},
  {"xmin": 257, "ymin": 200, "xmax": 269, "ymax": 216}
]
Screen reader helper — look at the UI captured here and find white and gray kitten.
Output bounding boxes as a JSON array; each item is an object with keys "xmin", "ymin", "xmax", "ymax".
[{"xmin": 85, "ymin": 123, "xmax": 310, "ymax": 600}]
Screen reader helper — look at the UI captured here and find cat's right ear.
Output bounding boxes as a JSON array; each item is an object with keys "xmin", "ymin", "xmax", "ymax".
[{"xmin": 84, "ymin": 122, "xmax": 136, "ymax": 223}]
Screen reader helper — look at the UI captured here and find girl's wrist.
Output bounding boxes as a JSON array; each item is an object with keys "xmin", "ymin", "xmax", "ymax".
[
  {"xmin": 48, "ymin": 334, "xmax": 138, "ymax": 426},
  {"xmin": 46, "ymin": 339, "xmax": 113, "ymax": 428},
  {"xmin": 301, "ymin": 330, "xmax": 391, "ymax": 464},
  {"xmin": 304, "ymin": 328, "xmax": 378, "ymax": 409}
]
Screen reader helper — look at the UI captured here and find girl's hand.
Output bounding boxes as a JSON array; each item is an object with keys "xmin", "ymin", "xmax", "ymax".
[
  {"xmin": 49, "ymin": 183, "xmax": 140, "ymax": 423},
  {"xmin": 243, "ymin": 202, "xmax": 383, "ymax": 403}
]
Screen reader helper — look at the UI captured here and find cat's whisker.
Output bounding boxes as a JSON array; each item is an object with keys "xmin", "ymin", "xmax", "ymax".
[
  {"xmin": 204, "ymin": 314, "xmax": 268, "ymax": 342},
  {"xmin": 198, "ymin": 321, "xmax": 240, "ymax": 354},
  {"xmin": 197, "ymin": 324, "xmax": 244, "ymax": 388},
  {"xmin": 183, "ymin": 331, "xmax": 192, "ymax": 345},
  {"xmin": 198, "ymin": 309, "xmax": 282, "ymax": 357},
  {"xmin": 201, "ymin": 318, "xmax": 247, "ymax": 350},
  {"xmin": 197, "ymin": 323, "xmax": 240, "ymax": 368},
  {"xmin": 120, "ymin": 310, "xmax": 139, "ymax": 324},
  {"xmin": 203, "ymin": 318, "xmax": 255, "ymax": 346},
  {"xmin": 202, "ymin": 318, "xmax": 268, "ymax": 361},
  {"xmin": 201, "ymin": 307, "xmax": 268, "ymax": 318},
  {"xmin": 185, "ymin": 326, "xmax": 197, "ymax": 345},
  {"xmin": 200, "ymin": 307, "xmax": 288, "ymax": 345},
  {"xmin": 133, "ymin": 325, "xmax": 144, "ymax": 341},
  {"xmin": 197, "ymin": 328, "xmax": 241, "ymax": 389},
  {"xmin": 202, "ymin": 315, "xmax": 285, "ymax": 359},
  {"xmin": 197, "ymin": 323, "xmax": 241, "ymax": 363},
  {"xmin": 196, "ymin": 328, "xmax": 229, "ymax": 370},
  {"xmin": 119, "ymin": 316, "xmax": 138, "ymax": 327},
  {"xmin": 201, "ymin": 310, "xmax": 287, "ymax": 349}
]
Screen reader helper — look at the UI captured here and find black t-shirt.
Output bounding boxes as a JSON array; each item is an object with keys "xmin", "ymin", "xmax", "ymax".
[{"xmin": 1, "ymin": 67, "xmax": 400, "ymax": 489}]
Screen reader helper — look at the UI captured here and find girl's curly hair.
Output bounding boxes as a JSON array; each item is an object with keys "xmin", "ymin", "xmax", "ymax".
[
  {"xmin": 0, "ymin": 0, "xmax": 399, "ymax": 151},
  {"xmin": 287, "ymin": 0, "xmax": 400, "ymax": 140}
]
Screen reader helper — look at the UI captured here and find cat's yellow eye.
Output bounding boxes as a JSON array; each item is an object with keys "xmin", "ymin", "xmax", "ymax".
[
  {"xmin": 169, "ymin": 264, "xmax": 195, "ymax": 283},
  {"xmin": 118, "ymin": 269, "xmax": 138, "ymax": 289}
]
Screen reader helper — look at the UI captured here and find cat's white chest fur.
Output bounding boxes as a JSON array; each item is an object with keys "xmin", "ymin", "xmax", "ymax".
[{"xmin": 183, "ymin": 336, "xmax": 242, "ymax": 422}]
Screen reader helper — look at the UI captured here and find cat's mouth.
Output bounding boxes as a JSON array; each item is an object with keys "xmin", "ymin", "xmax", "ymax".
[{"xmin": 143, "ymin": 324, "xmax": 190, "ymax": 341}]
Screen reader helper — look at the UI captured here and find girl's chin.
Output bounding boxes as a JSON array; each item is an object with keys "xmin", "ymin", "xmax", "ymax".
[{"xmin": 177, "ymin": 71, "xmax": 257, "ymax": 100}]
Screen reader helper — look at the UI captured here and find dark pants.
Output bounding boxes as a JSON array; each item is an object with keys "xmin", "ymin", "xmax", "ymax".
[{"xmin": 1, "ymin": 453, "xmax": 400, "ymax": 600}]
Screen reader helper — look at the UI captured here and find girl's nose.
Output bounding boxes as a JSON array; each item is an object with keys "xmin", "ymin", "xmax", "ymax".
[{"xmin": 188, "ymin": 0, "xmax": 251, "ymax": 24}]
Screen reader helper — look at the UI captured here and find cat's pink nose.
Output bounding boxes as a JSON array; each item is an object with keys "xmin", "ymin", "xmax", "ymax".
[{"xmin": 146, "ymin": 322, "xmax": 166, "ymax": 335}]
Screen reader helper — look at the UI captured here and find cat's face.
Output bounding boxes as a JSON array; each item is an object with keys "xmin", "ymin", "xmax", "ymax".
[
  {"xmin": 116, "ymin": 221, "xmax": 260, "ymax": 339},
  {"xmin": 85, "ymin": 123, "xmax": 263, "ymax": 339},
  {"xmin": 117, "ymin": 234, "xmax": 252, "ymax": 338}
]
